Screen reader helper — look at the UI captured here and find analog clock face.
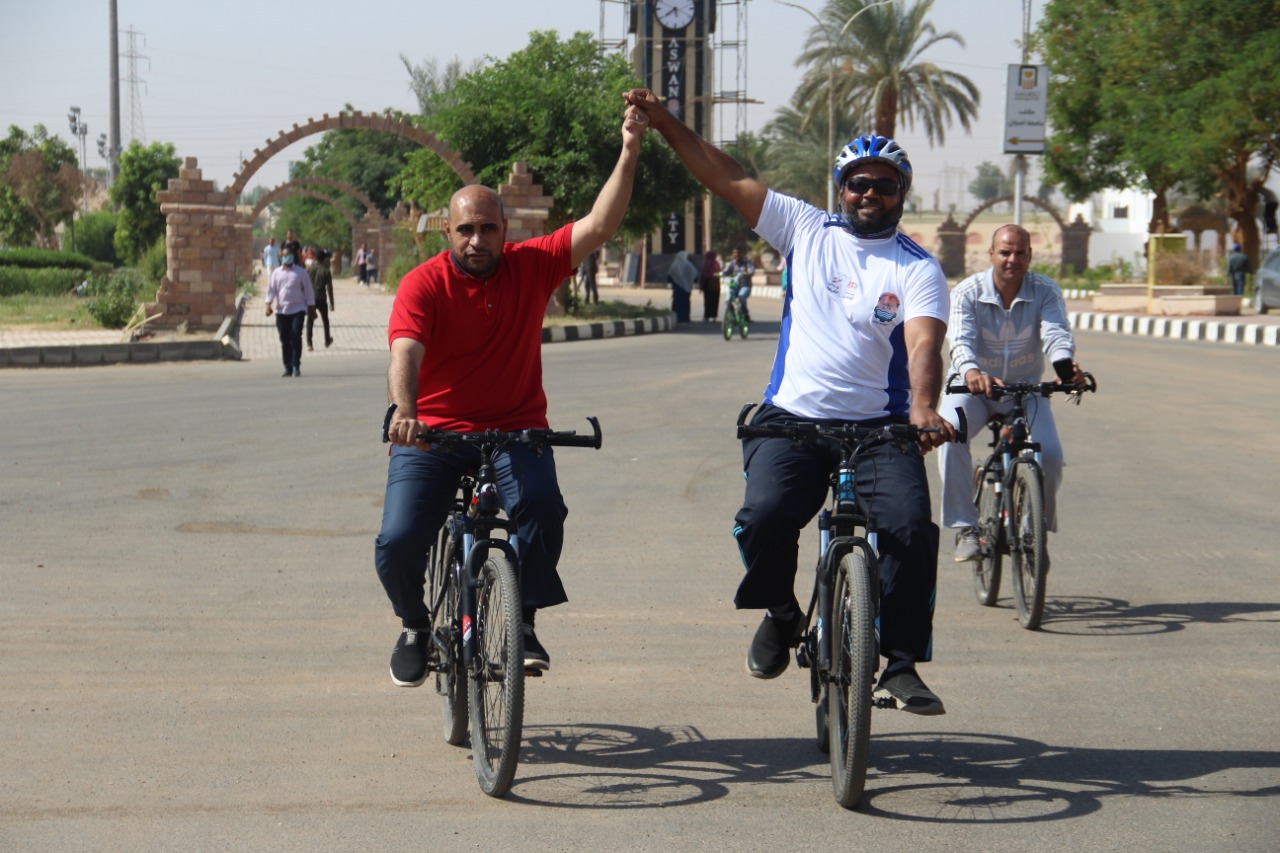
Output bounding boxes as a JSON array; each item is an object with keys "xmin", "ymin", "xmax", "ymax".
[{"xmin": 655, "ymin": 0, "xmax": 696, "ymax": 30}]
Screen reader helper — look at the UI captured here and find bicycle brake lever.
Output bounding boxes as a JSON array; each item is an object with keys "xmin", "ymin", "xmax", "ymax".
[{"xmin": 382, "ymin": 403, "xmax": 397, "ymax": 443}]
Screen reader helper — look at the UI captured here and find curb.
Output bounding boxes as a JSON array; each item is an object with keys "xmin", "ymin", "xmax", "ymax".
[{"xmin": 542, "ymin": 313, "xmax": 675, "ymax": 343}]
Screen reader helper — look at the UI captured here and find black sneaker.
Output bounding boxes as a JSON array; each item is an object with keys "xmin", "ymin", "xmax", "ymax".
[
  {"xmin": 874, "ymin": 666, "xmax": 945, "ymax": 715},
  {"xmin": 746, "ymin": 609, "xmax": 803, "ymax": 679},
  {"xmin": 390, "ymin": 627, "xmax": 428, "ymax": 687},
  {"xmin": 522, "ymin": 624, "xmax": 550, "ymax": 671}
]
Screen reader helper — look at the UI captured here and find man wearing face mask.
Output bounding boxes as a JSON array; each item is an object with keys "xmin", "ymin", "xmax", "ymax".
[
  {"xmin": 625, "ymin": 88, "xmax": 954, "ymax": 715},
  {"xmin": 264, "ymin": 246, "xmax": 316, "ymax": 377}
]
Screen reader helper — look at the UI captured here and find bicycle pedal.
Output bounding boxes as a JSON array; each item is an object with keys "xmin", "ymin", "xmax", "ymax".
[{"xmin": 524, "ymin": 667, "xmax": 544, "ymax": 677}]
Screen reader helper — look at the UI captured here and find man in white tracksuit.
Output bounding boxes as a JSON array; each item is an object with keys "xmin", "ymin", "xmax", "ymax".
[{"xmin": 938, "ymin": 224, "xmax": 1086, "ymax": 562}]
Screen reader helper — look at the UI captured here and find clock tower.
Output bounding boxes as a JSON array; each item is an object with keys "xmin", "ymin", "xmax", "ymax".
[{"xmin": 633, "ymin": 0, "xmax": 715, "ymax": 256}]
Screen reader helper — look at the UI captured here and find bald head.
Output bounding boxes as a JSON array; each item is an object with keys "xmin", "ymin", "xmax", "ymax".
[
  {"xmin": 990, "ymin": 224, "xmax": 1031, "ymax": 251},
  {"xmin": 989, "ymin": 224, "xmax": 1033, "ymax": 291},
  {"xmin": 446, "ymin": 185, "xmax": 508, "ymax": 278}
]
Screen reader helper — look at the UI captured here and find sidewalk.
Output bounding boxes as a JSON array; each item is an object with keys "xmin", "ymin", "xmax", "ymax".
[
  {"xmin": 2, "ymin": 278, "xmax": 1275, "ymax": 368},
  {"xmin": 0, "ymin": 276, "xmax": 674, "ymax": 368}
]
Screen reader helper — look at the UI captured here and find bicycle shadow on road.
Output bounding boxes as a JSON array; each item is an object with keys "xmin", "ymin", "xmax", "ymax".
[
  {"xmin": 508, "ymin": 723, "xmax": 1280, "ymax": 820},
  {"xmin": 509, "ymin": 722, "xmax": 825, "ymax": 808},
  {"xmin": 861, "ymin": 731, "xmax": 1280, "ymax": 823},
  {"xmin": 1026, "ymin": 595, "xmax": 1280, "ymax": 636}
]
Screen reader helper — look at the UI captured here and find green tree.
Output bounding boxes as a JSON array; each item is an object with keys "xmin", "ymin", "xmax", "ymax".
[
  {"xmin": 968, "ymin": 161, "xmax": 1012, "ymax": 205},
  {"xmin": 1037, "ymin": 0, "xmax": 1280, "ymax": 265},
  {"xmin": 110, "ymin": 140, "xmax": 180, "ymax": 263},
  {"xmin": 274, "ymin": 193, "xmax": 351, "ymax": 256},
  {"xmin": 290, "ymin": 105, "xmax": 419, "ymax": 218},
  {"xmin": 712, "ymin": 132, "xmax": 770, "ymax": 252},
  {"xmin": 792, "ymin": 0, "xmax": 979, "ymax": 143},
  {"xmin": 0, "ymin": 124, "xmax": 80, "ymax": 249},
  {"xmin": 407, "ymin": 31, "xmax": 701, "ymax": 238},
  {"xmin": 76, "ymin": 209, "xmax": 120, "ymax": 266}
]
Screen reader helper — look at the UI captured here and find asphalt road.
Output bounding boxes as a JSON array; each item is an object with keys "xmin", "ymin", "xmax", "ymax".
[{"xmin": 2, "ymin": 301, "xmax": 1278, "ymax": 852}]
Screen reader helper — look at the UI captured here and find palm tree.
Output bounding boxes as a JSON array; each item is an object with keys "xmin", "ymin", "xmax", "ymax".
[
  {"xmin": 792, "ymin": 0, "xmax": 979, "ymax": 145},
  {"xmin": 762, "ymin": 102, "xmax": 864, "ymax": 206}
]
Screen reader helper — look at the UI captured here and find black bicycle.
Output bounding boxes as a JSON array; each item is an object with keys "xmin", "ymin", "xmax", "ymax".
[
  {"xmin": 735, "ymin": 404, "xmax": 964, "ymax": 809},
  {"xmin": 382, "ymin": 406, "xmax": 602, "ymax": 796},
  {"xmin": 945, "ymin": 375, "xmax": 1096, "ymax": 630}
]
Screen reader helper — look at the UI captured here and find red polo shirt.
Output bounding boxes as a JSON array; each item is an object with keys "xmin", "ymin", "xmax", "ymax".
[{"xmin": 387, "ymin": 223, "xmax": 574, "ymax": 432}]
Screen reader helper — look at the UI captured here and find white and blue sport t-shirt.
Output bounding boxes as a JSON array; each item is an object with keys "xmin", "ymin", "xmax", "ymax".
[{"xmin": 753, "ymin": 190, "xmax": 949, "ymax": 421}]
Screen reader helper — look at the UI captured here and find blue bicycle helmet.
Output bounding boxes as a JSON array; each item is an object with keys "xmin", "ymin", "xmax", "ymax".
[{"xmin": 833, "ymin": 134, "xmax": 913, "ymax": 195}]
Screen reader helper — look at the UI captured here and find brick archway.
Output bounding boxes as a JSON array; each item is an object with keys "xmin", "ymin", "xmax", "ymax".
[
  {"xmin": 247, "ymin": 178, "xmax": 387, "ymax": 276},
  {"xmin": 935, "ymin": 195, "xmax": 1091, "ymax": 278},
  {"xmin": 152, "ymin": 112, "xmax": 479, "ymax": 330},
  {"xmin": 227, "ymin": 111, "xmax": 476, "ymax": 198}
]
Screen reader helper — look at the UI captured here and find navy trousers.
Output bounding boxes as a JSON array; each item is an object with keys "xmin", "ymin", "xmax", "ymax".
[
  {"xmin": 732, "ymin": 404, "xmax": 940, "ymax": 662},
  {"xmin": 374, "ymin": 441, "xmax": 569, "ymax": 629},
  {"xmin": 275, "ymin": 311, "xmax": 305, "ymax": 372}
]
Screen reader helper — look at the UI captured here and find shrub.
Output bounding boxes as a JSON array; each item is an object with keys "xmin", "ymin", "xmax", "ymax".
[
  {"xmin": 0, "ymin": 247, "xmax": 95, "ymax": 271},
  {"xmin": 137, "ymin": 236, "xmax": 167, "ymax": 288},
  {"xmin": 80, "ymin": 268, "xmax": 144, "ymax": 328},
  {"xmin": 0, "ymin": 265, "xmax": 87, "ymax": 296},
  {"xmin": 75, "ymin": 210, "xmax": 120, "ymax": 267}
]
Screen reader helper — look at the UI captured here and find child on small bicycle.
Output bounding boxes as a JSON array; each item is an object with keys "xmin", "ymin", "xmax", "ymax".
[{"xmin": 722, "ymin": 247, "xmax": 754, "ymax": 322}]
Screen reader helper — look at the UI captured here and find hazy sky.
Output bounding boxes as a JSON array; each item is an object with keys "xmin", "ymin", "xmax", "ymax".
[{"xmin": 1, "ymin": 0, "xmax": 1048, "ymax": 208}]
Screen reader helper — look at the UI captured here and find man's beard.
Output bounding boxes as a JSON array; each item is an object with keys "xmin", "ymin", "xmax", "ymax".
[{"xmin": 842, "ymin": 197, "xmax": 904, "ymax": 237}]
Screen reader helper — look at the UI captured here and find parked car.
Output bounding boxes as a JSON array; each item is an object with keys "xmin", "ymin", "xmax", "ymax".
[{"xmin": 1256, "ymin": 247, "xmax": 1280, "ymax": 315}]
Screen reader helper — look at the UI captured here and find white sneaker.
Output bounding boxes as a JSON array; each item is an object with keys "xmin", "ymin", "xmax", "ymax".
[{"xmin": 954, "ymin": 527, "xmax": 981, "ymax": 563}]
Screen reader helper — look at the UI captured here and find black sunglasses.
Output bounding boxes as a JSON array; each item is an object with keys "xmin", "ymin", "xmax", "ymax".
[{"xmin": 843, "ymin": 177, "xmax": 900, "ymax": 196}]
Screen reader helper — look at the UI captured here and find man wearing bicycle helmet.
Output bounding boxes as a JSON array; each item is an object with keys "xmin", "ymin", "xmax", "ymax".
[
  {"xmin": 625, "ymin": 88, "xmax": 954, "ymax": 715},
  {"xmin": 940, "ymin": 225, "xmax": 1086, "ymax": 563},
  {"xmin": 376, "ymin": 104, "xmax": 649, "ymax": 688}
]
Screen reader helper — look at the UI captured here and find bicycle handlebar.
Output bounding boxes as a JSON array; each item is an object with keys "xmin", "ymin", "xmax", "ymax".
[
  {"xmin": 381, "ymin": 404, "xmax": 603, "ymax": 450},
  {"xmin": 735, "ymin": 403, "xmax": 967, "ymax": 446},
  {"xmin": 945, "ymin": 372, "xmax": 1098, "ymax": 399}
]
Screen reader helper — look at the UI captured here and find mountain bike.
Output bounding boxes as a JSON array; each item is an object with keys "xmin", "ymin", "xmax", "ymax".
[
  {"xmin": 944, "ymin": 375, "xmax": 1096, "ymax": 630},
  {"xmin": 382, "ymin": 405, "xmax": 603, "ymax": 796},
  {"xmin": 722, "ymin": 281, "xmax": 750, "ymax": 340},
  {"xmin": 735, "ymin": 403, "xmax": 965, "ymax": 809}
]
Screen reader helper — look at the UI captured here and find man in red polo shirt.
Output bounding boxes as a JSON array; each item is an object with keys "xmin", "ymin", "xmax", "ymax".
[{"xmin": 376, "ymin": 104, "xmax": 648, "ymax": 687}]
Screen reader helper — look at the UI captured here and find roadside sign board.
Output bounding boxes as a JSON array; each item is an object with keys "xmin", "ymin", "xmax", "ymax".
[{"xmin": 1004, "ymin": 64, "xmax": 1048, "ymax": 154}]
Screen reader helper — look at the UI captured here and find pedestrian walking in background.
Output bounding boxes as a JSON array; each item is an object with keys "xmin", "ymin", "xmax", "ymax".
[
  {"xmin": 700, "ymin": 249, "xmax": 721, "ymax": 321},
  {"xmin": 262, "ymin": 238, "xmax": 279, "ymax": 281},
  {"xmin": 265, "ymin": 246, "xmax": 316, "ymax": 378},
  {"xmin": 667, "ymin": 250, "xmax": 698, "ymax": 324},
  {"xmin": 355, "ymin": 243, "xmax": 369, "ymax": 286},
  {"xmin": 306, "ymin": 249, "xmax": 335, "ymax": 351},
  {"xmin": 1227, "ymin": 243, "xmax": 1251, "ymax": 297}
]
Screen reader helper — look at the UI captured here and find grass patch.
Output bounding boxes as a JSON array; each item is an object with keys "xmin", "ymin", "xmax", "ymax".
[
  {"xmin": 0, "ymin": 294, "xmax": 104, "ymax": 330},
  {"xmin": 546, "ymin": 298, "xmax": 668, "ymax": 327}
]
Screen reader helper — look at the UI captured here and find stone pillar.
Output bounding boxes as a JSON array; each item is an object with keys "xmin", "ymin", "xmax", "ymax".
[
  {"xmin": 150, "ymin": 158, "xmax": 239, "ymax": 330},
  {"xmin": 936, "ymin": 213, "xmax": 966, "ymax": 278},
  {"xmin": 498, "ymin": 162, "xmax": 556, "ymax": 312},
  {"xmin": 1061, "ymin": 214, "xmax": 1091, "ymax": 276}
]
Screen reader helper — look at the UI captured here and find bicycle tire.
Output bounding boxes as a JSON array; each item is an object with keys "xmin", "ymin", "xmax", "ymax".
[
  {"xmin": 1010, "ymin": 463, "xmax": 1048, "ymax": 630},
  {"xmin": 739, "ymin": 317, "xmax": 749, "ymax": 339},
  {"xmin": 468, "ymin": 552, "xmax": 525, "ymax": 797},
  {"xmin": 428, "ymin": 525, "xmax": 468, "ymax": 746},
  {"xmin": 722, "ymin": 305, "xmax": 735, "ymax": 341},
  {"xmin": 971, "ymin": 461, "xmax": 1003, "ymax": 607},
  {"xmin": 828, "ymin": 545, "xmax": 876, "ymax": 809}
]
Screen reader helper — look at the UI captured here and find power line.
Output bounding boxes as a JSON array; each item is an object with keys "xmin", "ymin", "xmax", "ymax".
[{"xmin": 122, "ymin": 26, "xmax": 148, "ymax": 144}]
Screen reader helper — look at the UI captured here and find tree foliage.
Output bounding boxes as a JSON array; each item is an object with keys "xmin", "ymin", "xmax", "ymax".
[
  {"xmin": 760, "ymin": 100, "xmax": 864, "ymax": 209},
  {"xmin": 968, "ymin": 161, "xmax": 1013, "ymax": 205},
  {"xmin": 291, "ymin": 105, "xmax": 420, "ymax": 217},
  {"xmin": 0, "ymin": 124, "xmax": 81, "ymax": 249},
  {"xmin": 1037, "ymin": 0, "xmax": 1280, "ymax": 262},
  {"xmin": 110, "ymin": 140, "xmax": 180, "ymax": 263},
  {"xmin": 792, "ymin": 0, "xmax": 979, "ymax": 144},
  {"xmin": 400, "ymin": 31, "xmax": 701, "ymax": 238}
]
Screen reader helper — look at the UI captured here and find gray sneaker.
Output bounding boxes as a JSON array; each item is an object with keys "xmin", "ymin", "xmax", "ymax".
[{"xmin": 954, "ymin": 527, "xmax": 981, "ymax": 563}]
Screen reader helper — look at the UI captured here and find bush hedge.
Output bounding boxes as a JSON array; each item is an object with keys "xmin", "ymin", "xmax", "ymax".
[
  {"xmin": 0, "ymin": 248, "xmax": 96, "ymax": 271},
  {"xmin": 81, "ymin": 269, "xmax": 144, "ymax": 328},
  {"xmin": 0, "ymin": 265, "xmax": 88, "ymax": 297}
]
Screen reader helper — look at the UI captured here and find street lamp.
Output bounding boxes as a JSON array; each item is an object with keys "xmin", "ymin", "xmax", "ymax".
[
  {"xmin": 67, "ymin": 106, "xmax": 89, "ymax": 213},
  {"xmin": 774, "ymin": 0, "xmax": 892, "ymax": 212}
]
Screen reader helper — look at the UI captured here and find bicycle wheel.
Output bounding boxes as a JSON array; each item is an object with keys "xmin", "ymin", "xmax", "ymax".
[
  {"xmin": 738, "ymin": 316, "xmax": 749, "ymax": 339},
  {"xmin": 828, "ymin": 544, "xmax": 877, "ymax": 809},
  {"xmin": 428, "ymin": 525, "xmax": 468, "ymax": 746},
  {"xmin": 1009, "ymin": 463, "xmax": 1048, "ymax": 630},
  {"xmin": 468, "ymin": 552, "xmax": 525, "ymax": 797},
  {"xmin": 722, "ymin": 304, "xmax": 735, "ymax": 341},
  {"xmin": 971, "ymin": 461, "xmax": 1003, "ymax": 607}
]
